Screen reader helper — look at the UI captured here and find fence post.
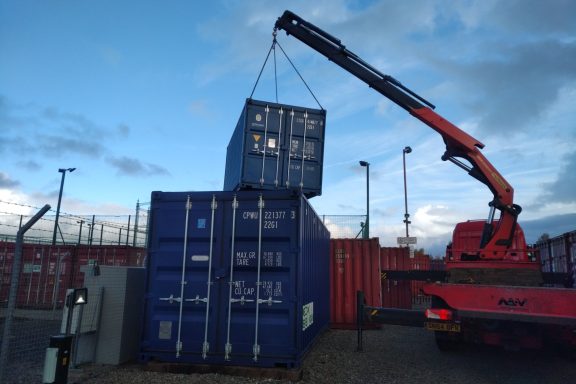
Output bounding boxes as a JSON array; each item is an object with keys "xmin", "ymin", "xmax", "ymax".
[
  {"xmin": 0, "ymin": 204, "xmax": 51, "ymax": 383},
  {"xmin": 133, "ymin": 201, "xmax": 140, "ymax": 247},
  {"xmin": 89, "ymin": 215, "xmax": 95, "ymax": 246},
  {"xmin": 125, "ymin": 215, "xmax": 131, "ymax": 247}
]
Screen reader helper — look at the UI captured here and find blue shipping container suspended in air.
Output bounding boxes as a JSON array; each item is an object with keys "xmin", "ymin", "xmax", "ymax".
[
  {"xmin": 140, "ymin": 190, "xmax": 330, "ymax": 368},
  {"xmin": 224, "ymin": 99, "xmax": 326, "ymax": 198}
]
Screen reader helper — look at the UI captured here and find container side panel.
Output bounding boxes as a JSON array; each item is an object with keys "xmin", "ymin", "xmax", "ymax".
[{"xmin": 298, "ymin": 196, "xmax": 330, "ymax": 351}]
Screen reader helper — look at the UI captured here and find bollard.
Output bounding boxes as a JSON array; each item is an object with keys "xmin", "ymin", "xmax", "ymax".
[{"xmin": 42, "ymin": 335, "xmax": 73, "ymax": 384}]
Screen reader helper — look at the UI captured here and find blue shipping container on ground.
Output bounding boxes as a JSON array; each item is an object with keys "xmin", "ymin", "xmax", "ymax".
[
  {"xmin": 140, "ymin": 190, "xmax": 330, "ymax": 368},
  {"xmin": 224, "ymin": 99, "xmax": 326, "ymax": 198}
]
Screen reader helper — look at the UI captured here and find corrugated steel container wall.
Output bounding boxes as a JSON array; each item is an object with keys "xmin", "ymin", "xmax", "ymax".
[
  {"xmin": 552, "ymin": 236, "xmax": 569, "ymax": 273},
  {"xmin": 0, "ymin": 242, "xmax": 145, "ymax": 308},
  {"xmin": 410, "ymin": 254, "xmax": 429, "ymax": 307},
  {"xmin": 534, "ymin": 230, "xmax": 576, "ymax": 286},
  {"xmin": 409, "ymin": 254, "xmax": 446, "ymax": 307},
  {"xmin": 224, "ymin": 99, "xmax": 326, "ymax": 198},
  {"xmin": 74, "ymin": 245, "xmax": 146, "ymax": 268},
  {"xmin": 0, "ymin": 241, "xmax": 12, "ymax": 302},
  {"xmin": 140, "ymin": 190, "xmax": 330, "ymax": 368},
  {"xmin": 329, "ymin": 238, "xmax": 381, "ymax": 329},
  {"xmin": 380, "ymin": 247, "xmax": 411, "ymax": 309},
  {"xmin": 4, "ymin": 244, "xmax": 76, "ymax": 308}
]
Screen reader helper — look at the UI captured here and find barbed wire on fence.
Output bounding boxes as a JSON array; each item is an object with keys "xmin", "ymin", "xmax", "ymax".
[
  {"xmin": 2, "ymin": 200, "xmax": 369, "ymax": 246},
  {"xmin": 0, "ymin": 200, "xmax": 150, "ymax": 247}
]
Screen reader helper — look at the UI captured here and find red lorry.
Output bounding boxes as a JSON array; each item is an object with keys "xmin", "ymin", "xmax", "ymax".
[{"xmin": 274, "ymin": 10, "xmax": 576, "ymax": 350}]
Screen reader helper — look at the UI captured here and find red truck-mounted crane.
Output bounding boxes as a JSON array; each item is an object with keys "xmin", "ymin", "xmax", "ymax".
[{"xmin": 275, "ymin": 10, "xmax": 576, "ymax": 350}]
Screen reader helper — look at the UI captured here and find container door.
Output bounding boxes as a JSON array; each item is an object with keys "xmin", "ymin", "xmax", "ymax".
[
  {"xmin": 142, "ymin": 194, "xmax": 223, "ymax": 360},
  {"xmin": 242, "ymin": 103, "xmax": 285, "ymax": 190},
  {"xmin": 283, "ymin": 109, "xmax": 324, "ymax": 196},
  {"xmin": 218, "ymin": 194, "xmax": 298, "ymax": 365}
]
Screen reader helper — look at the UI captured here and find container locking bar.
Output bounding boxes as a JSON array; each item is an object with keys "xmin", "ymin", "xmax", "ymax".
[
  {"xmin": 202, "ymin": 195, "xmax": 218, "ymax": 360},
  {"xmin": 274, "ymin": 108, "xmax": 284, "ymax": 187},
  {"xmin": 286, "ymin": 109, "xmax": 295, "ymax": 188},
  {"xmin": 299, "ymin": 111, "xmax": 308, "ymax": 188},
  {"xmin": 225, "ymin": 195, "xmax": 239, "ymax": 361},
  {"xmin": 259, "ymin": 106, "xmax": 270, "ymax": 186},
  {"xmin": 175, "ymin": 195, "xmax": 192, "ymax": 358},
  {"xmin": 253, "ymin": 194, "xmax": 265, "ymax": 362}
]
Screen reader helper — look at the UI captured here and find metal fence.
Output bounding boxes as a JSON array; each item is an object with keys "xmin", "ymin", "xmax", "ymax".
[
  {"xmin": 321, "ymin": 215, "xmax": 367, "ymax": 239},
  {"xmin": 0, "ymin": 200, "xmax": 150, "ymax": 248},
  {"xmin": 0, "ymin": 201, "xmax": 364, "ymax": 246},
  {"xmin": 0, "ymin": 241, "xmax": 145, "ymax": 384}
]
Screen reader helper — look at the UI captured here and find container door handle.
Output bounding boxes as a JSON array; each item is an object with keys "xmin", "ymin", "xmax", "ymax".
[
  {"xmin": 159, "ymin": 294, "xmax": 182, "ymax": 304},
  {"xmin": 185, "ymin": 294, "xmax": 208, "ymax": 304},
  {"xmin": 257, "ymin": 296, "xmax": 283, "ymax": 306},
  {"xmin": 230, "ymin": 296, "xmax": 255, "ymax": 305}
]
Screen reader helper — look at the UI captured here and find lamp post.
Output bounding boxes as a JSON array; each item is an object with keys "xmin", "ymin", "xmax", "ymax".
[
  {"xmin": 402, "ymin": 147, "xmax": 412, "ymax": 238},
  {"xmin": 359, "ymin": 161, "xmax": 370, "ymax": 239},
  {"xmin": 52, "ymin": 168, "xmax": 76, "ymax": 245}
]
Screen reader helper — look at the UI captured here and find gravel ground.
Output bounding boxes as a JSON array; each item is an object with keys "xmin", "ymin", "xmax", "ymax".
[{"xmin": 68, "ymin": 326, "xmax": 576, "ymax": 384}]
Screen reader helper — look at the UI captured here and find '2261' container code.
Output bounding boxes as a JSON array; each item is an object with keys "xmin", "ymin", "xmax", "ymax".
[{"xmin": 241, "ymin": 209, "xmax": 296, "ymax": 229}]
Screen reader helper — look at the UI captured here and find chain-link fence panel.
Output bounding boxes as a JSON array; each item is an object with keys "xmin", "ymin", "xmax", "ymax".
[
  {"xmin": 321, "ymin": 215, "xmax": 367, "ymax": 239},
  {"xmin": 0, "ymin": 242, "xmax": 145, "ymax": 383}
]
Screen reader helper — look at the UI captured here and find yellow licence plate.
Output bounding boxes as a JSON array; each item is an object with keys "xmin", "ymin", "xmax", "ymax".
[{"xmin": 425, "ymin": 322, "xmax": 461, "ymax": 332}]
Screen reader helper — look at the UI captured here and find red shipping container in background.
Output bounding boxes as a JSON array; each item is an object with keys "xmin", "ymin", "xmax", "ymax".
[
  {"xmin": 410, "ymin": 253, "xmax": 445, "ymax": 307},
  {"xmin": 330, "ymin": 238, "xmax": 381, "ymax": 329},
  {"xmin": 0, "ymin": 241, "xmax": 145, "ymax": 309},
  {"xmin": 380, "ymin": 247, "xmax": 411, "ymax": 309}
]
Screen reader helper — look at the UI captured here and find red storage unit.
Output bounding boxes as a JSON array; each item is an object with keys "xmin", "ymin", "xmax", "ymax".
[
  {"xmin": 535, "ymin": 230, "xmax": 576, "ymax": 287},
  {"xmin": 409, "ymin": 254, "xmax": 445, "ymax": 307},
  {"xmin": 330, "ymin": 238, "xmax": 381, "ymax": 329},
  {"xmin": 0, "ymin": 241, "xmax": 15, "ymax": 305},
  {"xmin": 380, "ymin": 247, "xmax": 411, "ymax": 309},
  {"xmin": 410, "ymin": 253, "xmax": 429, "ymax": 307},
  {"xmin": 15, "ymin": 244, "xmax": 75, "ymax": 308},
  {"xmin": 0, "ymin": 242, "xmax": 146, "ymax": 308}
]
